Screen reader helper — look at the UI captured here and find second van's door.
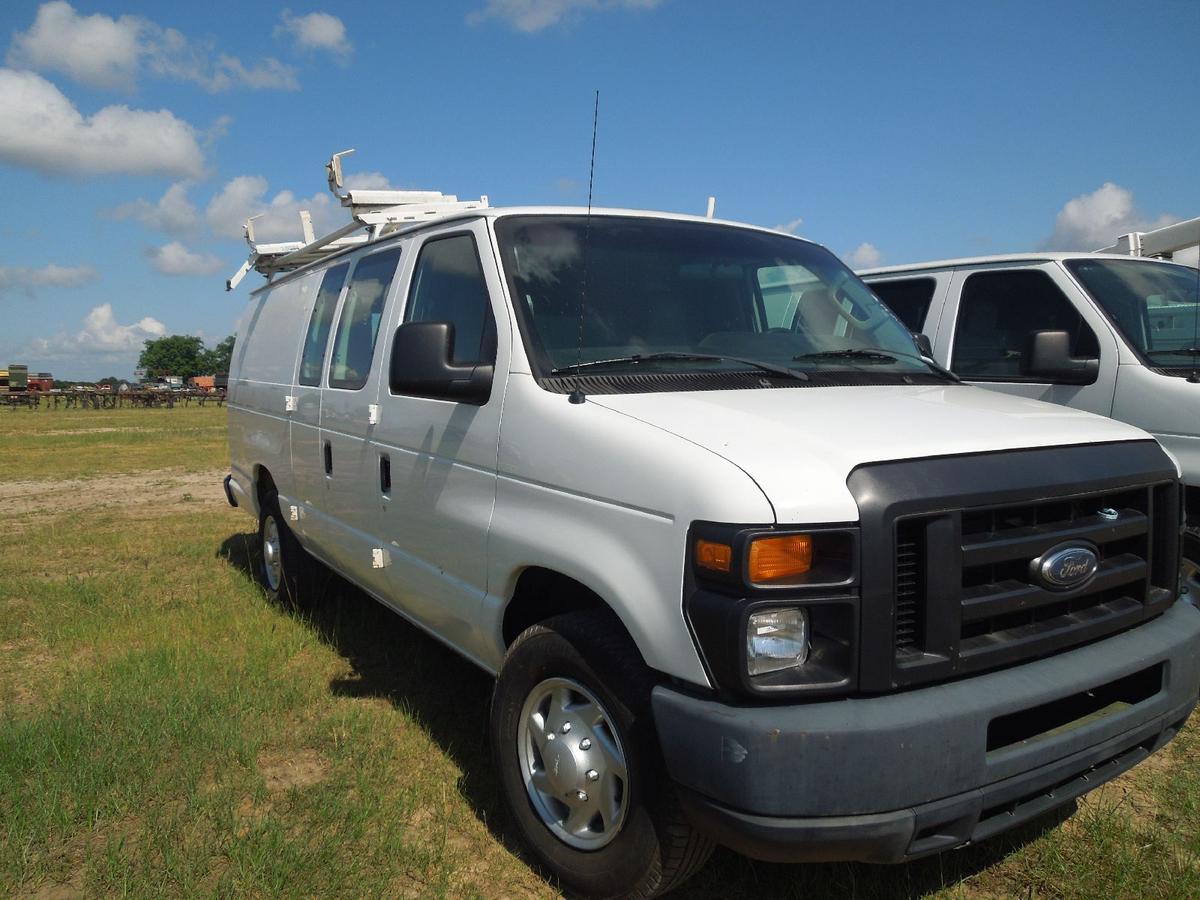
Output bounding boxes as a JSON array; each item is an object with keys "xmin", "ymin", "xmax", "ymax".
[
  {"xmin": 937, "ymin": 264, "xmax": 1119, "ymax": 416},
  {"xmin": 369, "ymin": 222, "xmax": 507, "ymax": 658},
  {"xmin": 318, "ymin": 246, "xmax": 403, "ymax": 581}
]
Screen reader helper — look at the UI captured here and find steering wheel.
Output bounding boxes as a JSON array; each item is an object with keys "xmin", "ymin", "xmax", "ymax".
[{"xmin": 827, "ymin": 272, "xmax": 892, "ymax": 333}]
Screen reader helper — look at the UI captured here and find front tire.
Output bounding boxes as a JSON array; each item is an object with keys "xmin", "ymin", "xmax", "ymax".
[{"xmin": 490, "ymin": 610, "xmax": 712, "ymax": 899}]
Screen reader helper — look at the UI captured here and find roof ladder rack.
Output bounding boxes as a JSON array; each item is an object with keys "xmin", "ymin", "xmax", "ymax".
[{"xmin": 226, "ymin": 149, "xmax": 488, "ymax": 290}]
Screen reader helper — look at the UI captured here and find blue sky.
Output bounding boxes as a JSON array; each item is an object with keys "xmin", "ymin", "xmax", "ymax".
[{"xmin": 1, "ymin": 0, "xmax": 1197, "ymax": 379}]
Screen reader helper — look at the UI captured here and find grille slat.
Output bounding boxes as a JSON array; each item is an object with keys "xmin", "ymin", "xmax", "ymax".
[
  {"xmin": 960, "ymin": 509, "xmax": 1147, "ymax": 568},
  {"xmin": 961, "ymin": 554, "xmax": 1147, "ymax": 623}
]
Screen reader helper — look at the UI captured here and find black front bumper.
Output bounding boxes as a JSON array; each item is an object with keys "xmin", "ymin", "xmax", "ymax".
[{"xmin": 653, "ymin": 601, "xmax": 1200, "ymax": 863}]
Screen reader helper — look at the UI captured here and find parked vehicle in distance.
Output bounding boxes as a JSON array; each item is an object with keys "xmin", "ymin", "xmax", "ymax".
[
  {"xmin": 224, "ymin": 163, "xmax": 1200, "ymax": 898},
  {"xmin": 861, "ymin": 252, "xmax": 1200, "ymax": 603}
]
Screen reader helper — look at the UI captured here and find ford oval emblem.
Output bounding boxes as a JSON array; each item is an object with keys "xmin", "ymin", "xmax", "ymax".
[{"xmin": 1031, "ymin": 543, "xmax": 1099, "ymax": 591}]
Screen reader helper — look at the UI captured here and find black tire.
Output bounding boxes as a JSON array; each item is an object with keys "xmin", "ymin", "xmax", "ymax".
[
  {"xmin": 256, "ymin": 491, "xmax": 312, "ymax": 607},
  {"xmin": 490, "ymin": 609, "xmax": 713, "ymax": 899}
]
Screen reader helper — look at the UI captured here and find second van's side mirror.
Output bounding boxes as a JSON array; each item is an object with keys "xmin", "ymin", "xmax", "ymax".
[
  {"xmin": 913, "ymin": 333, "xmax": 934, "ymax": 358},
  {"xmin": 389, "ymin": 322, "xmax": 493, "ymax": 404},
  {"xmin": 1022, "ymin": 330, "xmax": 1099, "ymax": 385}
]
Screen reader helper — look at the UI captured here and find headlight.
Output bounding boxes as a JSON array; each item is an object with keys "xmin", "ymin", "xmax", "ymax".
[{"xmin": 746, "ymin": 607, "xmax": 810, "ymax": 676}]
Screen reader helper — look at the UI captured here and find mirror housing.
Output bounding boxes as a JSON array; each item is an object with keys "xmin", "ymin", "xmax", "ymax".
[
  {"xmin": 1022, "ymin": 330, "xmax": 1099, "ymax": 385},
  {"xmin": 389, "ymin": 322, "xmax": 493, "ymax": 404},
  {"xmin": 913, "ymin": 332, "xmax": 934, "ymax": 358}
]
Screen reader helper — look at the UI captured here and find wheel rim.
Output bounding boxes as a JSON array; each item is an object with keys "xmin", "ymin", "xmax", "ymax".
[
  {"xmin": 262, "ymin": 515, "xmax": 283, "ymax": 592},
  {"xmin": 517, "ymin": 676, "xmax": 630, "ymax": 850}
]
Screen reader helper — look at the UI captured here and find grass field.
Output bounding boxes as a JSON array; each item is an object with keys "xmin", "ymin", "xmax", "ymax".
[{"xmin": 1, "ymin": 405, "xmax": 1198, "ymax": 898}]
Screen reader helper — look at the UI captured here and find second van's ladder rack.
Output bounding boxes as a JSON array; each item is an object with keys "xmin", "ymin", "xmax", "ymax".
[{"xmin": 226, "ymin": 150, "xmax": 488, "ymax": 291}]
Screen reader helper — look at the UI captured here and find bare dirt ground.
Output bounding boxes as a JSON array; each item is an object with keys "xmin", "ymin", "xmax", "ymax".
[{"xmin": 0, "ymin": 468, "xmax": 228, "ymax": 519}]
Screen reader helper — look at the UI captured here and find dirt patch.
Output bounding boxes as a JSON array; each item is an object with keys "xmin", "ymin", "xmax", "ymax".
[
  {"xmin": 257, "ymin": 748, "xmax": 330, "ymax": 793},
  {"xmin": 0, "ymin": 468, "xmax": 228, "ymax": 519}
]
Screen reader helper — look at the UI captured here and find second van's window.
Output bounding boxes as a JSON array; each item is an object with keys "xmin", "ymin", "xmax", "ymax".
[
  {"xmin": 327, "ymin": 248, "xmax": 402, "ymax": 390},
  {"xmin": 405, "ymin": 234, "xmax": 496, "ymax": 366},
  {"xmin": 298, "ymin": 263, "xmax": 349, "ymax": 386},
  {"xmin": 870, "ymin": 277, "xmax": 936, "ymax": 333},
  {"xmin": 951, "ymin": 269, "xmax": 1099, "ymax": 380}
]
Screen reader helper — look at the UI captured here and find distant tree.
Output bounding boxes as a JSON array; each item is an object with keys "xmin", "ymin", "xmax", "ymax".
[
  {"xmin": 199, "ymin": 335, "xmax": 236, "ymax": 374},
  {"xmin": 138, "ymin": 335, "xmax": 205, "ymax": 380},
  {"xmin": 96, "ymin": 376, "xmax": 121, "ymax": 386}
]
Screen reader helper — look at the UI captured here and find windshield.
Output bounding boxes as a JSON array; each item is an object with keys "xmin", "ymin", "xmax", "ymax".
[
  {"xmin": 494, "ymin": 215, "xmax": 933, "ymax": 385},
  {"xmin": 1066, "ymin": 258, "xmax": 1200, "ymax": 365}
]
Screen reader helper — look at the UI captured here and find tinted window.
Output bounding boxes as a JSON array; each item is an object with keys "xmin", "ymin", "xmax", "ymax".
[
  {"xmin": 494, "ymin": 216, "xmax": 929, "ymax": 379},
  {"xmin": 297, "ymin": 264, "xmax": 348, "ymax": 386},
  {"xmin": 328, "ymin": 248, "xmax": 402, "ymax": 390},
  {"xmin": 951, "ymin": 269, "xmax": 1098, "ymax": 379},
  {"xmin": 1066, "ymin": 258, "xmax": 1200, "ymax": 364},
  {"xmin": 870, "ymin": 277, "xmax": 936, "ymax": 332},
  {"xmin": 405, "ymin": 235, "xmax": 495, "ymax": 366}
]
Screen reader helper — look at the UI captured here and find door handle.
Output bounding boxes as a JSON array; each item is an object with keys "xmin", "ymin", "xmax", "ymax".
[
  {"xmin": 323, "ymin": 440, "xmax": 333, "ymax": 475},
  {"xmin": 380, "ymin": 455, "xmax": 391, "ymax": 494}
]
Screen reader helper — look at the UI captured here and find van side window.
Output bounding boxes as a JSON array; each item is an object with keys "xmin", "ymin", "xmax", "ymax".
[
  {"xmin": 328, "ymin": 247, "xmax": 402, "ymax": 390},
  {"xmin": 870, "ymin": 277, "xmax": 936, "ymax": 332},
  {"xmin": 405, "ymin": 235, "xmax": 496, "ymax": 366},
  {"xmin": 951, "ymin": 269, "xmax": 1099, "ymax": 380},
  {"xmin": 297, "ymin": 263, "xmax": 349, "ymax": 386}
]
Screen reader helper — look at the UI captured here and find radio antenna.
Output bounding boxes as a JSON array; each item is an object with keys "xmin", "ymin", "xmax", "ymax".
[{"xmin": 569, "ymin": 90, "xmax": 600, "ymax": 405}]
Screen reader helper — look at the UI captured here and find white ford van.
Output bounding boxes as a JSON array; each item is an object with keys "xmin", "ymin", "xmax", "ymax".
[
  {"xmin": 861, "ymin": 254, "xmax": 1199, "ymax": 600},
  {"xmin": 225, "ymin": 189, "xmax": 1200, "ymax": 898}
]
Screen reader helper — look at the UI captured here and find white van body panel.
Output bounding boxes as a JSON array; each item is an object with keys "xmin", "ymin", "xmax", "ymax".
[
  {"xmin": 484, "ymin": 374, "xmax": 774, "ymax": 682},
  {"xmin": 228, "ymin": 271, "xmax": 311, "ymax": 515},
  {"xmin": 590, "ymin": 384, "xmax": 1149, "ymax": 524},
  {"xmin": 1113, "ymin": 362, "xmax": 1200, "ymax": 488}
]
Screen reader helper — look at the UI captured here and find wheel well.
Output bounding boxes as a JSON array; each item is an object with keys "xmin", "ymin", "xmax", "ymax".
[
  {"xmin": 254, "ymin": 466, "xmax": 277, "ymax": 511},
  {"xmin": 502, "ymin": 567, "xmax": 617, "ymax": 647}
]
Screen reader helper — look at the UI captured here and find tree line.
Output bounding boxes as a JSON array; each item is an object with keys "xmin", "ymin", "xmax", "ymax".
[{"xmin": 137, "ymin": 335, "xmax": 236, "ymax": 381}]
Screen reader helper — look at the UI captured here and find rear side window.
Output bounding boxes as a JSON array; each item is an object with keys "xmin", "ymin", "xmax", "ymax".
[
  {"xmin": 870, "ymin": 277, "xmax": 936, "ymax": 332},
  {"xmin": 328, "ymin": 247, "xmax": 402, "ymax": 390},
  {"xmin": 297, "ymin": 264, "xmax": 349, "ymax": 386},
  {"xmin": 951, "ymin": 269, "xmax": 1099, "ymax": 380},
  {"xmin": 405, "ymin": 235, "xmax": 496, "ymax": 366}
]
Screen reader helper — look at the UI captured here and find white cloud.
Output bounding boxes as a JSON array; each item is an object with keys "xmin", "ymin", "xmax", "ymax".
[
  {"xmin": 7, "ymin": 2, "xmax": 298, "ymax": 93},
  {"xmin": 1044, "ymin": 182, "xmax": 1179, "ymax": 250},
  {"xmin": 29, "ymin": 303, "xmax": 166, "ymax": 360},
  {"xmin": 108, "ymin": 182, "xmax": 199, "ymax": 235},
  {"xmin": 468, "ymin": 0, "xmax": 664, "ymax": 32},
  {"xmin": 0, "ymin": 68, "xmax": 205, "ymax": 178},
  {"xmin": 147, "ymin": 241, "xmax": 223, "ymax": 276},
  {"xmin": 846, "ymin": 242, "xmax": 882, "ymax": 268},
  {"xmin": 0, "ymin": 263, "xmax": 98, "ymax": 297},
  {"xmin": 7, "ymin": 1, "xmax": 142, "ymax": 91},
  {"xmin": 206, "ymin": 174, "xmax": 357, "ymax": 242},
  {"xmin": 277, "ymin": 11, "xmax": 352, "ymax": 59},
  {"xmin": 775, "ymin": 217, "xmax": 804, "ymax": 235}
]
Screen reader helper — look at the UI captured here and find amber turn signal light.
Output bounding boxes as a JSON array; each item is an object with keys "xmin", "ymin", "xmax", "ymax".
[
  {"xmin": 748, "ymin": 534, "xmax": 813, "ymax": 584},
  {"xmin": 695, "ymin": 538, "xmax": 733, "ymax": 573}
]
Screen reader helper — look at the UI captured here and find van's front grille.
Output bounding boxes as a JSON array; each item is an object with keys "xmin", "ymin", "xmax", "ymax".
[
  {"xmin": 892, "ymin": 485, "xmax": 1176, "ymax": 685},
  {"xmin": 849, "ymin": 443, "xmax": 1182, "ymax": 693}
]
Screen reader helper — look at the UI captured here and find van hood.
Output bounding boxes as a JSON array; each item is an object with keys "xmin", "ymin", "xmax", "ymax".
[{"xmin": 588, "ymin": 384, "xmax": 1152, "ymax": 523}]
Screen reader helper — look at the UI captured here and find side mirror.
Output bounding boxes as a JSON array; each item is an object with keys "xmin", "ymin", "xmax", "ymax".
[
  {"xmin": 913, "ymin": 333, "xmax": 934, "ymax": 358},
  {"xmin": 389, "ymin": 321, "xmax": 493, "ymax": 404},
  {"xmin": 1022, "ymin": 330, "xmax": 1099, "ymax": 385}
]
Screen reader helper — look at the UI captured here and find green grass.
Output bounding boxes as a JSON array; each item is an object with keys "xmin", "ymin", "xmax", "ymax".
[{"xmin": 1, "ymin": 406, "xmax": 1198, "ymax": 897}]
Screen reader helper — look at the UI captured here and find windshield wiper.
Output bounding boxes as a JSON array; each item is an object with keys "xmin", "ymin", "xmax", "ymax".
[
  {"xmin": 551, "ymin": 352, "xmax": 809, "ymax": 381},
  {"xmin": 793, "ymin": 348, "xmax": 961, "ymax": 382}
]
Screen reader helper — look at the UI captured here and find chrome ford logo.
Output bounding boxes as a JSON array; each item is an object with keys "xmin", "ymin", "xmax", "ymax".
[{"xmin": 1031, "ymin": 543, "xmax": 1099, "ymax": 591}]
